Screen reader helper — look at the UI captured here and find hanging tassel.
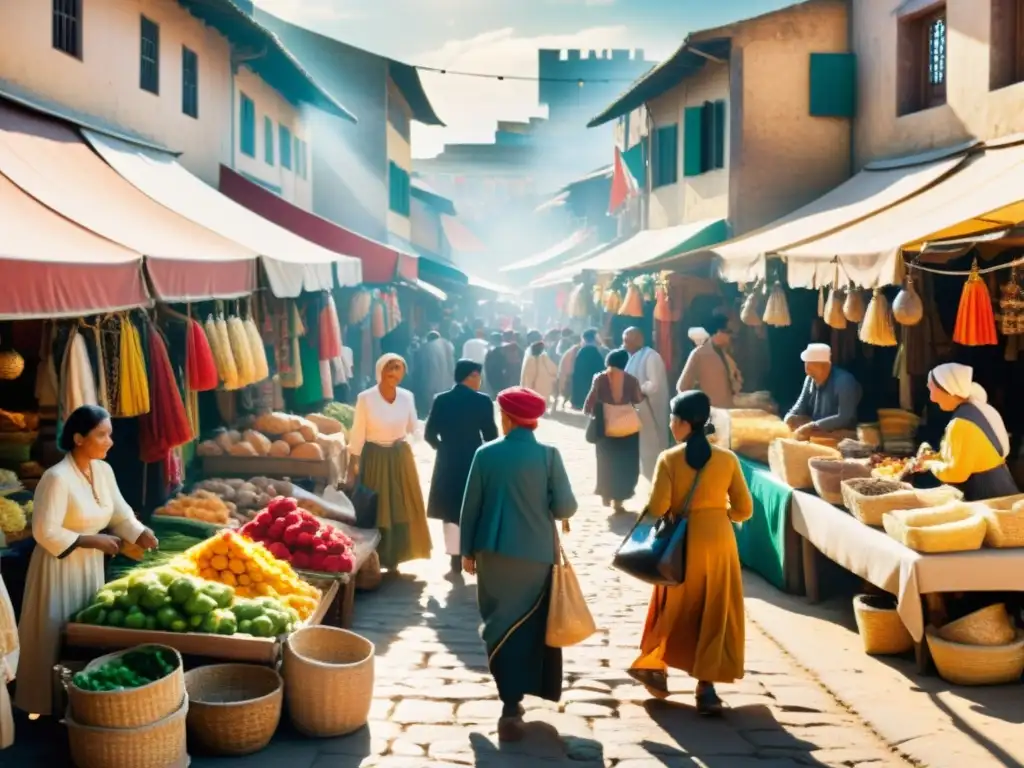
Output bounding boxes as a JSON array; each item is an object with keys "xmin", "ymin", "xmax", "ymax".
[
  {"xmin": 824, "ymin": 287, "xmax": 847, "ymax": 329},
  {"xmin": 817, "ymin": 286, "xmax": 825, "ymax": 318},
  {"xmin": 953, "ymin": 260, "xmax": 998, "ymax": 346},
  {"xmin": 741, "ymin": 290, "xmax": 763, "ymax": 326},
  {"xmin": 762, "ymin": 282, "xmax": 791, "ymax": 327},
  {"xmin": 859, "ymin": 289, "xmax": 898, "ymax": 347}
]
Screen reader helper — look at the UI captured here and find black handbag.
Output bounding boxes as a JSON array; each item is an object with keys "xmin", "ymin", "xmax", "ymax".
[
  {"xmin": 612, "ymin": 467, "xmax": 704, "ymax": 586},
  {"xmin": 348, "ymin": 484, "xmax": 379, "ymax": 530},
  {"xmin": 584, "ymin": 404, "xmax": 604, "ymax": 444}
]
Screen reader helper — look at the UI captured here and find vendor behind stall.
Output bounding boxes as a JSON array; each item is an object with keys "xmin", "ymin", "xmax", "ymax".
[
  {"xmin": 916, "ymin": 363, "xmax": 1018, "ymax": 501},
  {"xmin": 784, "ymin": 343, "xmax": 861, "ymax": 440}
]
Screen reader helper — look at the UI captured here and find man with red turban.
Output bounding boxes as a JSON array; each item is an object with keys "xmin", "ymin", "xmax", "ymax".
[{"xmin": 459, "ymin": 385, "xmax": 578, "ymax": 742}]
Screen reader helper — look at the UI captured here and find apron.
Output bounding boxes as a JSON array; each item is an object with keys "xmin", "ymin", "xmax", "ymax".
[{"xmin": 951, "ymin": 403, "xmax": 1019, "ymax": 502}]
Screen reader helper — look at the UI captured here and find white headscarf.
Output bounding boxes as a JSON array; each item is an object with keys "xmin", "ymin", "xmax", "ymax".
[
  {"xmin": 688, "ymin": 327, "xmax": 709, "ymax": 345},
  {"xmin": 930, "ymin": 363, "xmax": 1010, "ymax": 457},
  {"xmin": 375, "ymin": 353, "xmax": 406, "ymax": 384}
]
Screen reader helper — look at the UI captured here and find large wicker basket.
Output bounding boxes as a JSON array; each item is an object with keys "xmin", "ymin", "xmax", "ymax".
[
  {"xmin": 65, "ymin": 696, "xmax": 188, "ymax": 768},
  {"xmin": 355, "ymin": 551, "xmax": 382, "ymax": 591},
  {"xmin": 809, "ymin": 458, "xmax": 872, "ymax": 505},
  {"xmin": 937, "ymin": 604, "xmax": 1016, "ymax": 647},
  {"xmin": 283, "ymin": 626, "xmax": 375, "ymax": 737},
  {"xmin": 841, "ymin": 480, "xmax": 961, "ymax": 526},
  {"xmin": 883, "ymin": 507, "xmax": 987, "ymax": 554},
  {"xmin": 768, "ymin": 439, "xmax": 841, "ymax": 490},
  {"xmin": 184, "ymin": 664, "xmax": 282, "ymax": 756},
  {"xmin": 975, "ymin": 494, "xmax": 1024, "ymax": 548},
  {"xmin": 926, "ymin": 628, "xmax": 1024, "ymax": 686},
  {"xmin": 853, "ymin": 594, "xmax": 913, "ymax": 655},
  {"xmin": 67, "ymin": 645, "xmax": 184, "ymax": 729}
]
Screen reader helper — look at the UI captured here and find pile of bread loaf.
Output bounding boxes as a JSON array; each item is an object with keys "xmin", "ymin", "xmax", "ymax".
[{"xmin": 196, "ymin": 411, "xmax": 345, "ymax": 462}]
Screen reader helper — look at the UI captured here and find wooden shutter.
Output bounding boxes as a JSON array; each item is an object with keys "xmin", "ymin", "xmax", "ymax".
[
  {"xmin": 682, "ymin": 106, "xmax": 704, "ymax": 177},
  {"xmin": 809, "ymin": 52, "xmax": 857, "ymax": 117},
  {"xmin": 713, "ymin": 100, "xmax": 726, "ymax": 169},
  {"xmin": 654, "ymin": 124, "xmax": 678, "ymax": 188}
]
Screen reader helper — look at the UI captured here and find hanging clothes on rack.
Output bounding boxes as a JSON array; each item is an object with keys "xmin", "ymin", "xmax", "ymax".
[
  {"xmin": 59, "ymin": 324, "xmax": 98, "ymax": 421},
  {"xmin": 139, "ymin": 321, "xmax": 192, "ymax": 464}
]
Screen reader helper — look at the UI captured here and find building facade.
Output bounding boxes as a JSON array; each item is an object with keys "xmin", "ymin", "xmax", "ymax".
[{"xmin": 852, "ymin": 0, "xmax": 1024, "ymax": 166}]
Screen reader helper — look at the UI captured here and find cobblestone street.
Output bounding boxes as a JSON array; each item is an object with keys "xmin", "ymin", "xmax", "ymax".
[{"xmin": 214, "ymin": 414, "xmax": 916, "ymax": 768}]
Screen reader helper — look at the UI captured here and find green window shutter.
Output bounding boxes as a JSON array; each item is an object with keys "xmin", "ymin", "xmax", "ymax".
[
  {"xmin": 682, "ymin": 106, "xmax": 704, "ymax": 177},
  {"xmin": 239, "ymin": 93, "xmax": 255, "ymax": 158},
  {"xmin": 389, "ymin": 162, "xmax": 410, "ymax": 215},
  {"xmin": 653, "ymin": 124, "xmax": 677, "ymax": 188},
  {"xmin": 279, "ymin": 125, "xmax": 292, "ymax": 169},
  {"xmin": 809, "ymin": 52, "xmax": 857, "ymax": 117},
  {"xmin": 264, "ymin": 117, "xmax": 274, "ymax": 165},
  {"xmin": 713, "ymin": 100, "xmax": 726, "ymax": 169}
]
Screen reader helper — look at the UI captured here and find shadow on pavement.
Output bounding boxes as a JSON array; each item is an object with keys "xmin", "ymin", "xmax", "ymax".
[
  {"xmin": 468, "ymin": 724, "xmax": 604, "ymax": 766},
  {"xmin": 349, "ymin": 574, "xmax": 428, "ymax": 657},
  {"xmin": 607, "ymin": 508, "xmax": 639, "ymax": 537}
]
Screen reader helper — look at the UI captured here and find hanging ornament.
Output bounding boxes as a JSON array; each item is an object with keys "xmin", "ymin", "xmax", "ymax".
[
  {"xmin": 843, "ymin": 289, "xmax": 866, "ymax": 323},
  {"xmin": 999, "ymin": 265, "xmax": 1024, "ymax": 335},
  {"xmin": 892, "ymin": 274, "xmax": 924, "ymax": 326},
  {"xmin": 762, "ymin": 282, "xmax": 791, "ymax": 327},
  {"xmin": 859, "ymin": 290, "xmax": 898, "ymax": 347},
  {"xmin": 953, "ymin": 260, "xmax": 998, "ymax": 346},
  {"xmin": 824, "ymin": 287, "xmax": 847, "ymax": 330},
  {"xmin": 653, "ymin": 284, "xmax": 673, "ymax": 322},
  {"xmin": 741, "ymin": 289, "xmax": 763, "ymax": 326}
]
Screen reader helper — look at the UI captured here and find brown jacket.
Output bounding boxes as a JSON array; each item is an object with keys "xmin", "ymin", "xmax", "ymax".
[{"xmin": 677, "ymin": 342, "xmax": 734, "ymax": 408}]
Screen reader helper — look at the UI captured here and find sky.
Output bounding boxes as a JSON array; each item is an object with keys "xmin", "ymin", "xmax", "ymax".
[{"xmin": 253, "ymin": 0, "xmax": 797, "ymax": 158}]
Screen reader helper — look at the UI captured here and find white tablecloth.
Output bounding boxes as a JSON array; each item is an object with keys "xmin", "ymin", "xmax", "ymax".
[{"xmin": 790, "ymin": 490, "xmax": 1024, "ymax": 641}]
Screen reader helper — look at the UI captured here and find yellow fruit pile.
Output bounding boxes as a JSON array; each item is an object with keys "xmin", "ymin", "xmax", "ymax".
[
  {"xmin": 175, "ymin": 530, "xmax": 321, "ymax": 620},
  {"xmin": 0, "ymin": 498, "xmax": 26, "ymax": 534}
]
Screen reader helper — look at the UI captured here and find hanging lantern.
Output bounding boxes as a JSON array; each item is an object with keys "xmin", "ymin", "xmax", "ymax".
[
  {"xmin": 892, "ymin": 274, "xmax": 924, "ymax": 326},
  {"xmin": 953, "ymin": 260, "xmax": 998, "ymax": 346},
  {"xmin": 999, "ymin": 265, "xmax": 1024, "ymax": 335},
  {"xmin": 0, "ymin": 327, "xmax": 24, "ymax": 381}
]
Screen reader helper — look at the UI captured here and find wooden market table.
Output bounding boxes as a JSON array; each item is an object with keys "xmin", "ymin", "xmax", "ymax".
[{"xmin": 791, "ymin": 489, "xmax": 1024, "ymax": 672}]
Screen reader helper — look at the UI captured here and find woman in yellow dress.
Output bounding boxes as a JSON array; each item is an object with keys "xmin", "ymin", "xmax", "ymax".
[{"xmin": 628, "ymin": 390, "xmax": 753, "ymax": 715}]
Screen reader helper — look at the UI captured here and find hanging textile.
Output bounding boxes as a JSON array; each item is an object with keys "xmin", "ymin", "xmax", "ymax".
[
  {"xmin": 118, "ymin": 314, "xmax": 151, "ymax": 417},
  {"xmin": 319, "ymin": 294, "xmax": 343, "ymax": 361},
  {"xmin": 101, "ymin": 315, "xmax": 123, "ymax": 416},
  {"xmin": 227, "ymin": 315, "xmax": 256, "ymax": 387},
  {"xmin": 59, "ymin": 325, "xmax": 98, "ymax": 421},
  {"xmin": 34, "ymin": 321, "xmax": 59, "ymax": 418},
  {"xmin": 139, "ymin": 323, "xmax": 192, "ymax": 464},
  {"xmin": 186, "ymin": 319, "xmax": 218, "ymax": 392},
  {"xmin": 244, "ymin": 316, "xmax": 270, "ymax": 383}
]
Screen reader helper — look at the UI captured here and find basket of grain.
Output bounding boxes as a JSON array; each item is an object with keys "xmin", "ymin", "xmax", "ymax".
[
  {"xmin": 882, "ymin": 502, "xmax": 987, "ymax": 554},
  {"xmin": 768, "ymin": 439, "xmax": 841, "ymax": 490},
  {"xmin": 184, "ymin": 664, "xmax": 282, "ymax": 756},
  {"xmin": 283, "ymin": 626, "xmax": 374, "ymax": 737},
  {"xmin": 726, "ymin": 409, "xmax": 792, "ymax": 464},
  {"xmin": 808, "ymin": 458, "xmax": 872, "ymax": 506},
  {"xmin": 974, "ymin": 495, "xmax": 1024, "ymax": 548},
  {"xmin": 64, "ymin": 696, "xmax": 188, "ymax": 768},
  {"xmin": 67, "ymin": 645, "xmax": 184, "ymax": 729},
  {"xmin": 937, "ymin": 604, "xmax": 1017, "ymax": 647},
  {"xmin": 841, "ymin": 479, "xmax": 962, "ymax": 526},
  {"xmin": 925, "ymin": 628, "xmax": 1024, "ymax": 686},
  {"xmin": 877, "ymin": 409, "xmax": 920, "ymax": 437},
  {"xmin": 853, "ymin": 594, "xmax": 913, "ymax": 655}
]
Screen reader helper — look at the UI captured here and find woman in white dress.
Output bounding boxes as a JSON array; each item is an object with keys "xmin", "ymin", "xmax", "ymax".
[
  {"xmin": 520, "ymin": 341, "xmax": 558, "ymax": 411},
  {"xmin": 16, "ymin": 405, "xmax": 157, "ymax": 717},
  {"xmin": 347, "ymin": 354, "xmax": 432, "ymax": 571},
  {"xmin": 1, "ymin": 562, "xmax": 17, "ymax": 748}
]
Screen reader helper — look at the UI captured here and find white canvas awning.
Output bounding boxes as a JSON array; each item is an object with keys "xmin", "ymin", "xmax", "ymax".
[
  {"xmin": 783, "ymin": 136, "xmax": 1024, "ymax": 288},
  {"xmin": 706, "ymin": 143, "xmax": 973, "ymax": 284}
]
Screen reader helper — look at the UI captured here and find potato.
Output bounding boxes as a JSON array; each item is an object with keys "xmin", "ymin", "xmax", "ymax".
[
  {"xmin": 197, "ymin": 440, "xmax": 223, "ymax": 457},
  {"xmin": 238, "ymin": 482, "xmax": 259, "ymax": 495},
  {"xmin": 235, "ymin": 490, "xmax": 259, "ymax": 509},
  {"xmin": 224, "ymin": 478, "xmax": 246, "ymax": 490},
  {"xmin": 255, "ymin": 493, "xmax": 272, "ymax": 509}
]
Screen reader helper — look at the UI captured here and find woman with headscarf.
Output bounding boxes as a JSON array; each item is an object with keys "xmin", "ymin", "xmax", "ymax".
[
  {"xmin": 16, "ymin": 405, "xmax": 158, "ymax": 717},
  {"xmin": 348, "ymin": 354, "xmax": 433, "ymax": 570},
  {"xmin": 916, "ymin": 363, "xmax": 1018, "ymax": 501},
  {"xmin": 425, "ymin": 359, "xmax": 499, "ymax": 576},
  {"xmin": 460, "ymin": 387, "xmax": 577, "ymax": 742},
  {"xmin": 521, "ymin": 339, "xmax": 559, "ymax": 411},
  {"xmin": 584, "ymin": 348, "xmax": 644, "ymax": 512},
  {"xmin": 628, "ymin": 390, "xmax": 753, "ymax": 716}
]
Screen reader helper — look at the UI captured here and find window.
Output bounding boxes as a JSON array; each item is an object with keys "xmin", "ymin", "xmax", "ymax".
[
  {"xmin": 52, "ymin": 0, "xmax": 81, "ymax": 58},
  {"xmin": 652, "ymin": 124, "xmax": 678, "ymax": 188},
  {"xmin": 990, "ymin": 0, "xmax": 1024, "ymax": 89},
  {"xmin": 239, "ymin": 94, "xmax": 255, "ymax": 158},
  {"xmin": 140, "ymin": 16, "xmax": 160, "ymax": 95},
  {"xmin": 279, "ymin": 125, "xmax": 292, "ymax": 169},
  {"xmin": 897, "ymin": 5, "xmax": 947, "ymax": 114},
  {"xmin": 264, "ymin": 117, "xmax": 274, "ymax": 165},
  {"xmin": 181, "ymin": 47, "xmax": 198, "ymax": 118},
  {"xmin": 682, "ymin": 101, "xmax": 726, "ymax": 177},
  {"xmin": 388, "ymin": 162, "xmax": 411, "ymax": 216}
]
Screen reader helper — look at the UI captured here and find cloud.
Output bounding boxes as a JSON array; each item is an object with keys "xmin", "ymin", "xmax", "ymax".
[
  {"xmin": 252, "ymin": 0, "xmax": 361, "ymax": 22},
  {"xmin": 411, "ymin": 25, "xmax": 635, "ymax": 159}
]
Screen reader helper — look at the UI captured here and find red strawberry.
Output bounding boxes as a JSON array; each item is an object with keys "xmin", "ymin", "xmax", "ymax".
[
  {"xmin": 254, "ymin": 510, "xmax": 273, "ymax": 526},
  {"xmin": 296, "ymin": 532, "xmax": 314, "ymax": 549},
  {"xmin": 310, "ymin": 551, "xmax": 328, "ymax": 571},
  {"xmin": 267, "ymin": 542, "xmax": 291, "ymax": 561},
  {"xmin": 337, "ymin": 552, "xmax": 355, "ymax": 573},
  {"xmin": 322, "ymin": 555, "xmax": 342, "ymax": 572},
  {"xmin": 291, "ymin": 551, "xmax": 311, "ymax": 569},
  {"xmin": 283, "ymin": 512, "xmax": 301, "ymax": 528}
]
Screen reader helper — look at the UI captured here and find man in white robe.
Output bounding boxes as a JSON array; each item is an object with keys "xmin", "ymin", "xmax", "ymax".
[{"xmin": 623, "ymin": 327, "xmax": 669, "ymax": 480}]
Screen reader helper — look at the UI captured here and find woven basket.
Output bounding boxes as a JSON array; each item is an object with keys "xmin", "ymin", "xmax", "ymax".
[
  {"xmin": 842, "ymin": 480, "xmax": 961, "ymax": 526},
  {"xmin": 68, "ymin": 645, "xmax": 184, "ymax": 729},
  {"xmin": 937, "ymin": 604, "xmax": 1017, "ymax": 647},
  {"xmin": 768, "ymin": 439, "xmax": 841, "ymax": 490},
  {"xmin": 809, "ymin": 458, "xmax": 872, "ymax": 506},
  {"xmin": 856, "ymin": 423, "xmax": 881, "ymax": 448},
  {"xmin": 355, "ymin": 550, "xmax": 382, "ymax": 591},
  {"xmin": 184, "ymin": 664, "xmax": 282, "ymax": 756},
  {"xmin": 926, "ymin": 628, "xmax": 1024, "ymax": 686},
  {"xmin": 877, "ymin": 409, "xmax": 920, "ymax": 437},
  {"xmin": 65, "ymin": 696, "xmax": 188, "ymax": 768},
  {"xmin": 283, "ymin": 626, "xmax": 375, "ymax": 737},
  {"xmin": 853, "ymin": 594, "xmax": 913, "ymax": 655},
  {"xmin": 883, "ymin": 508, "xmax": 987, "ymax": 553},
  {"xmin": 976, "ymin": 495, "xmax": 1024, "ymax": 548}
]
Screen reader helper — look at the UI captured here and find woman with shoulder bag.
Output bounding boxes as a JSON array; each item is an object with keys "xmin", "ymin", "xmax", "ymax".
[
  {"xmin": 627, "ymin": 391, "xmax": 753, "ymax": 715},
  {"xmin": 584, "ymin": 349, "xmax": 643, "ymax": 512}
]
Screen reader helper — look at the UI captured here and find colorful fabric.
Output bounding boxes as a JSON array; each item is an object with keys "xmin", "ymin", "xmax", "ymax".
[
  {"xmin": 734, "ymin": 456, "xmax": 793, "ymax": 592},
  {"xmin": 139, "ymin": 324, "xmax": 192, "ymax": 464},
  {"xmin": 360, "ymin": 441, "xmax": 432, "ymax": 569},
  {"xmin": 186, "ymin": 319, "xmax": 218, "ymax": 392},
  {"xmin": 117, "ymin": 316, "xmax": 150, "ymax": 418}
]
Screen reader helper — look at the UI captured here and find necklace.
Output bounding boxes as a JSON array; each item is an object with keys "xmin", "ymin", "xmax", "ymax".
[{"xmin": 72, "ymin": 457, "xmax": 101, "ymax": 506}]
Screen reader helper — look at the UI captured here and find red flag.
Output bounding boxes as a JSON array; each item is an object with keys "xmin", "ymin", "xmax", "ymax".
[{"xmin": 608, "ymin": 146, "xmax": 638, "ymax": 214}]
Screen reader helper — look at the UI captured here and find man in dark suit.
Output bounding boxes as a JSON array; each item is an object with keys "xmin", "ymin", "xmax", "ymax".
[{"xmin": 424, "ymin": 359, "xmax": 499, "ymax": 575}]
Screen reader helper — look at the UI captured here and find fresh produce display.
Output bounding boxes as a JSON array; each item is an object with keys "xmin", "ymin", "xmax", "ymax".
[
  {"xmin": 0, "ymin": 468, "xmax": 18, "ymax": 487},
  {"xmin": 74, "ymin": 565, "xmax": 303, "ymax": 636},
  {"xmin": 196, "ymin": 415, "xmax": 339, "ymax": 461},
  {"xmin": 0, "ymin": 497, "xmax": 26, "ymax": 534},
  {"xmin": 871, "ymin": 456, "xmax": 911, "ymax": 480},
  {"xmin": 322, "ymin": 402, "xmax": 355, "ymax": 432},
  {"xmin": 155, "ymin": 489, "xmax": 232, "ymax": 525},
  {"xmin": 191, "ymin": 477, "xmax": 283, "ymax": 522},
  {"xmin": 176, "ymin": 528, "xmax": 321, "ymax": 619},
  {"xmin": 72, "ymin": 646, "xmax": 179, "ymax": 691},
  {"xmin": 239, "ymin": 497, "xmax": 356, "ymax": 575}
]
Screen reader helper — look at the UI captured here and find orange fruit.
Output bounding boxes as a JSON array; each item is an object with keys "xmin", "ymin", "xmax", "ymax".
[{"xmin": 210, "ymin": 555, "xmax": 228, "ymax": 571}]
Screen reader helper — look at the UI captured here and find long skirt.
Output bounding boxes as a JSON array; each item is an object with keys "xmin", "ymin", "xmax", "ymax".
[
  {"xmin": 16, "ymin": 545, "xmax": 106, "ymax": 716},
  {"xmin": 477, "ymin": 551, "xmax": 562, "ymax": 706},
  {"xmin": 361, "ymin": 441, "xmax": 433, "ymax": 569},
  {"xmin": 632, "ymin": 508, "xmax": 745, "ymax": 684},
  {"xmin": 595, "ymin": 432, "xmax": 640, "ymax": 502}
]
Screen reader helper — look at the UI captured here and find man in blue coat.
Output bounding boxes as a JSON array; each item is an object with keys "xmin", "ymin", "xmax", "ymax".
[{"xmin": 424, "ymin": 359, "xmax": 499, "ymax": 575}]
